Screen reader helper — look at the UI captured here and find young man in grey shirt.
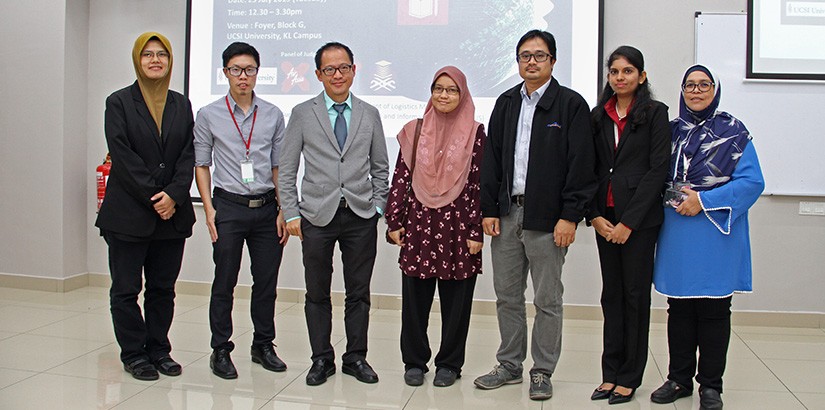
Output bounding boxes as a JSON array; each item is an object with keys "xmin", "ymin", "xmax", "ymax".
[{"xmin": 194, "ymin": 42, "xmax": 289, "ymax": 380}]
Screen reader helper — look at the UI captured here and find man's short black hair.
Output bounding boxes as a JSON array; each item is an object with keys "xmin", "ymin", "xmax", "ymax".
[
  {"xmin": 516, "ymin": 30, "xmax": 557, "ymax": 61},
  {"xmin": 314, "ymin": 42, "xmax": 354, "ymax": 69},
  {"xmin": 222, "ymin": 42, "xmax": 260, "ymax": 67}
]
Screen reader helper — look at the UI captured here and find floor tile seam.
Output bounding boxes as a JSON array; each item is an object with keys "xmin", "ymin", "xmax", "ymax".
[
  {"xmin": 38, "ymin": 341, "xmax": 119, "ymax": 374},
  {"xmin": 13, "ymin": 303, "xmax": 109, "ymax": 314},
  {"xmin": 268, "ymin": 365, "xmax": 317, "ymax": 402},
  {"xmin": 274, "ymin": 303, "xmax": 302, "ymax": 316},
  {"xmin": 41, "ymin": 365, "xmax": 157, "ymax": 388},
  {"xmin": 0, "ymin": 367, "xmax": 39, "ymax": 393},
  {"xmin": 172, "ymin": 303, "xmax": 207, "ymax": 317},
  {"xmin": 647, "ymin": 347, "xmax": 669, "ymax": 384},
  {"xmin": 155, "ymin": 378, "xmax": 287, "ymax": 401},
  {"xmin": 0, "ymin": 301, "xmax": 89, "ymax": 315},
  {"xmin": 24, "ymin": 327, "xmax": 116, "ymax": 344},
  {"xmin": 0, "ymin": 332, "xmax": 21, "ymax": 342},
  {"xmin": 743, "ymin": 337, "xmax": 810, "ymax": 409}
]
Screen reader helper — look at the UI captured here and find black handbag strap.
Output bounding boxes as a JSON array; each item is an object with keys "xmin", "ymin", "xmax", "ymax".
[
  {"xmin": 399, "ymin": 118, "xmax": 423, "ymax": 227},
  {"xmin": 409, "ymin": 118, "xmax": 422, "ymax": 173}
]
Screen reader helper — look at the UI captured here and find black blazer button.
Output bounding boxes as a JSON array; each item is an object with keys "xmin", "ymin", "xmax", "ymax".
[{"xmin": 159, "ymin": 163, "xmax": 166, "ymax": 169}]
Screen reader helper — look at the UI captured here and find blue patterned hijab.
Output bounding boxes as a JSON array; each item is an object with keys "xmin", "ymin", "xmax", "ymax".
[{"xmin": 670, "ymin": 65, "xmax": 751, "ymax": 191}]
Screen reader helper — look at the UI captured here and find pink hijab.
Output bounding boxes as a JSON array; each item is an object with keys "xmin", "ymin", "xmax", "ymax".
[{"xmin": 397, "ymin": 66, "xmax": 481, "ymax": 209}]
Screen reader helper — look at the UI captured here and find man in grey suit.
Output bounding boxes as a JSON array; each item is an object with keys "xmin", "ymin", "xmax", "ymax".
[{"xmin": 279, "ymin": 42, "xmax": 389, "ymax": 386}]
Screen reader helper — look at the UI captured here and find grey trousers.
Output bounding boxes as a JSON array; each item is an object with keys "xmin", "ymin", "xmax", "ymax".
[{"xmin": 491, "ymin": 204, "xmax": 567, "ymax": 376}]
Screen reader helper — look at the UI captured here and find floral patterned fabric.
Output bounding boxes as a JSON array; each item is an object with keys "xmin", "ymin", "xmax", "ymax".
[{"xmin": 385, "ymin": 127, "xmax": 485, "ymax": 280}]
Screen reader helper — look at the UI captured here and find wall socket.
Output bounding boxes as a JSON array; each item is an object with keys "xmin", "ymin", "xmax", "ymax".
[{"xmin": 799, "ymin": 201, "xmax": 825, "ymax": 216}]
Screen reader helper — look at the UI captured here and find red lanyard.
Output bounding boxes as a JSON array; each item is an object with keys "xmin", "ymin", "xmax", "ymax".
[{"xmin": 225, "ymin": 96, "xmax": 257, "ymax": 158}]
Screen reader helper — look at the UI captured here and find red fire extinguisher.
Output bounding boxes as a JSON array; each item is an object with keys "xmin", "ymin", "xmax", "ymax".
[{"xmin": 96, "ymin": 153, "xmax": 111, "ymax": 212}]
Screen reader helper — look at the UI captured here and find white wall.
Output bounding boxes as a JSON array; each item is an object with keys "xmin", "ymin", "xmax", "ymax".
[
  {"xmin": 2, "ymin": 0, "xmax": 823, "ymax": 314},
  {"xmin": 0, "ymin": 0, "xmax": 73, "ymax": 278}
]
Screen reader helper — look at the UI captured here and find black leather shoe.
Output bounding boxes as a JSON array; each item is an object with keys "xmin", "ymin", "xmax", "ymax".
[
  {"xmin": 342, "ymin": 359, "xmax": 379, "ymax": 384},
  {"xmin": 433, "ymin": 368, "xmax": 459, "ymax": 387},
  {"xmin": 153, "ymin": 356, "xmax": 182, "ymax": 376},
  {"xmin": 124, "ymin": 358, "xmax": 159, "ymax": 381},
  {"xmin": 250, "ymin": 344, "xmax": 287, "ymax": 372},
  {"xmin": 404, "ymin": 368, "xmax": 424, "ymax": 386},
  {"xmin": 608, "ymin": 388, "xmax": 635, "ymax": 405},
  {"xmin": 210, "ymin": 349, "xmax": 238, "ymax": 379},
  {"xmin": 650, "ymin": 380, "xmax": 692, "ymax": 404},
  {"xmin": 306, "ymin": 359, "xmax": 336, "ymax": 386},
  {"xmin": 591, "ymin": 384, "xmax": 614, "ymax": 400},
  {"xmin": 699, "ymin": 386, "xmax": 723, "ymax": 409}
]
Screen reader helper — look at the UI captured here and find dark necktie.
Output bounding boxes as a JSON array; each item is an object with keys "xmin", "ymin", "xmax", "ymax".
[{"xmin": 333, "ymin": 103, "xmax": 347, "ymax": 150}]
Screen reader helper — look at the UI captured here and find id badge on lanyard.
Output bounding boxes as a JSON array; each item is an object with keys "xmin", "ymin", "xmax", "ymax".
[
  {"xmin": 240, "ymin": 158, "xmax": 254, "ymax": 183},
  {"xmin": 226, "ymin": 96, "xmax": 257, "ymax": 184}
]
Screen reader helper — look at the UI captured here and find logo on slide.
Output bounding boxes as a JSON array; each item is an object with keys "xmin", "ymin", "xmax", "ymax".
[
  {"xmin": 398, "ymin": 0, "xmax": 448, "ymax": 25},
  {"xmin": 370, "ymin": 61, "xmax": 396, "ymax": 92},
  {"xmin": 280, "ymin": 62, "xmax": 310, "ymax": 92}
]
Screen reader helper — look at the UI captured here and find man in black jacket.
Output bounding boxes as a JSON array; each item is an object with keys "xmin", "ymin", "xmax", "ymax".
[{"xmin": 474, "ymin": 30, "xmax": 597, "ymax": 401}]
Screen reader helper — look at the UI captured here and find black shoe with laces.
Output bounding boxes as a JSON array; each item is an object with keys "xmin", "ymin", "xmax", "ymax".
[{"xmin": 210, "ymin": 348, "xmax": 238, "ymax": 379}]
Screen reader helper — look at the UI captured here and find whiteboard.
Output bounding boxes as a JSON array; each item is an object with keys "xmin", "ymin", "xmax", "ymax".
[{"xmin": 696, "ymin": 13, "xmax": 825, "ymax": 196}]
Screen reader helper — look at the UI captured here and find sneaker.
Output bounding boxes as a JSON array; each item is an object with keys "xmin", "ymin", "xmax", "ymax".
[
  {"xmin": 529, "ymin": 372, "xmax": 553, "ymax": 401},
  {"xmin": 473, "ymin": 364, "xmax": 522, "ymax": 390}
]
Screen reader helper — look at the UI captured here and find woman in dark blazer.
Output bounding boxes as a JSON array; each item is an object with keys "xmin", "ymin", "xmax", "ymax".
[
  {"xmin": 587, "ymin": 46, "xmax": 670, "ymax": 404},
  {"xmin": 95, "ymin": 32, "xmax": 195, "ymax": 381}
]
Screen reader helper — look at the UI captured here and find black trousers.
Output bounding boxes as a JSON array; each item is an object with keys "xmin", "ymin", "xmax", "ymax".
[
  {"xmin": 666, "ymin": 296, "xmax": 732, "ymax": 392},
  {"xmin": 301, "ymin": 207, "xmax": 378, "ymax": 363},
  {"xmin": 106, "ymin": 234, "xmax": 185, "ymax": 364},
  {"xmin": 595, "ymin": 208, "xmax": 659, "ymax": 389},
  {"xmin": 209, "ymin": 196, "xmax": 283, "ymax": 350},
  {"xmin": 401, "ymin": 274, "xmax": 476, "ymax": 374}
]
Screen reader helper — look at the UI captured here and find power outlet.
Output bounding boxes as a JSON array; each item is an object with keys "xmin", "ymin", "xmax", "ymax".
[{"xmin": 799, "ymin": 201, "xmax": 825, "ymax": 216}]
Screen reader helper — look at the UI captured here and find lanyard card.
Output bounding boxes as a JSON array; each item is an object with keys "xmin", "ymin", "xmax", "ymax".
[{"xmin": 240, "ymin": 158, "xmax": 255, "ymax": 183}]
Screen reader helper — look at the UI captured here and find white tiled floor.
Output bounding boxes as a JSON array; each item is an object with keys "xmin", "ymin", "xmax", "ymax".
[{"xmin": 0, "ymin": 286, "xmax": 823, "ymax": 409}]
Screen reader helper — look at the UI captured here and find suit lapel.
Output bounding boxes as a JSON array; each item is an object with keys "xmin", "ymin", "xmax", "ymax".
[
  {"xmin": 160, "ymin": 93, "xmax": 177, "ymax": 148},
  {"xmin": 601, "ymin": 121, "xmax": 617, "ymax": 167},
  {"xmin": 343, "ymin": 97, "xmax": 364, "ymax": 156},
  {"xmin": 311, "ymin": 93, "xmax": 341, "ymax": 153},
  {"xmin": 614, "ymin": 122, "xmax": 632, "ymax": 160}
]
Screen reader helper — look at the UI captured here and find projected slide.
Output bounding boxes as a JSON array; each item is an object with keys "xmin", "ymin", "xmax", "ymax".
[
  {"xmin": 187, "ymin": 0, "xmax": 602, "ymax": 197},
  {"xmin": 749, "ymin": 0, "xmax": 825, "ymax": 79}
]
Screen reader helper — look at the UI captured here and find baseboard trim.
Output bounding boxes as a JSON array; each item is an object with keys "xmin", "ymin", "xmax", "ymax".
[
  {"xmin": 3, "ymin": 272, "xmax": 823, "ymax": 328},
  {"xmin": 0, "ymin": 272, "xmax": 90, "ymax": 292}
]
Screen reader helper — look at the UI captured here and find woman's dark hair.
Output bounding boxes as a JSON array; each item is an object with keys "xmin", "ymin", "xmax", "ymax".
[{"xmin": 592, "ymin": 45, "xmax": 653, "ymax": 130}]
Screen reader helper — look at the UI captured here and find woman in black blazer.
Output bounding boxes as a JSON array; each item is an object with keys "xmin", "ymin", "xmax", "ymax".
[
  {"xmin": 587, "ymin": 46, "xmax": 670, "ymax": 404},
  {"xmin": 95, "ymin": 32, "xmax": 195, "ymax": 381}
]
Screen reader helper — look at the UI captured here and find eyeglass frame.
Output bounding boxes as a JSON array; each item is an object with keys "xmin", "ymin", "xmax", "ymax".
[
  {"xmin": 516, "ymin": 51, "xmax": 553, "ymax": 63},
  {"xmin": 319, "ymin": 64, "xmax": 354, "ymax": 77},
  {"xmin": 682, "ymin": 81, "xmax": 715, "ymax": 93},
  {"xmin": 431, "ymin": 85, "xmax": 460, "ymax": 96},
  {"xmin": 225, "ymin": 66, "xmax": 259, "ymax": 77},
  {"xmin": 141, "ymin": 51, "xmax": 170, "ymax": 60}
]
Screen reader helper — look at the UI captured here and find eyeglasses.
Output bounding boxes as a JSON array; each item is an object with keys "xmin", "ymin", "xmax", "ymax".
[
  {"xmin": 226, "ymin": 66, "xmax": 259, "ymax": 77},
  {"xmin": 682, "ymin": 81, "xmax": 714, "ymax": 92},
  {"xmin": 320, "ymin": 64, "xmax": 353, "ymax": 77},
  {"xmin": 141, "ymin": 51, "xmax": 169, "ymax": 60},
  {"xmin": 432, "ymin": 85, "xmax": 459, "ymax": 96},
  {"xmin": 517, "ymin": 52, "xmax": 552, "ymax": 63}
]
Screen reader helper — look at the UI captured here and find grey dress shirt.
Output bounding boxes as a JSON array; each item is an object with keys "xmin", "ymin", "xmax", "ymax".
[{"xmin": 194, "ymin": 93, "xmax": 285, "ymax": 195}]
